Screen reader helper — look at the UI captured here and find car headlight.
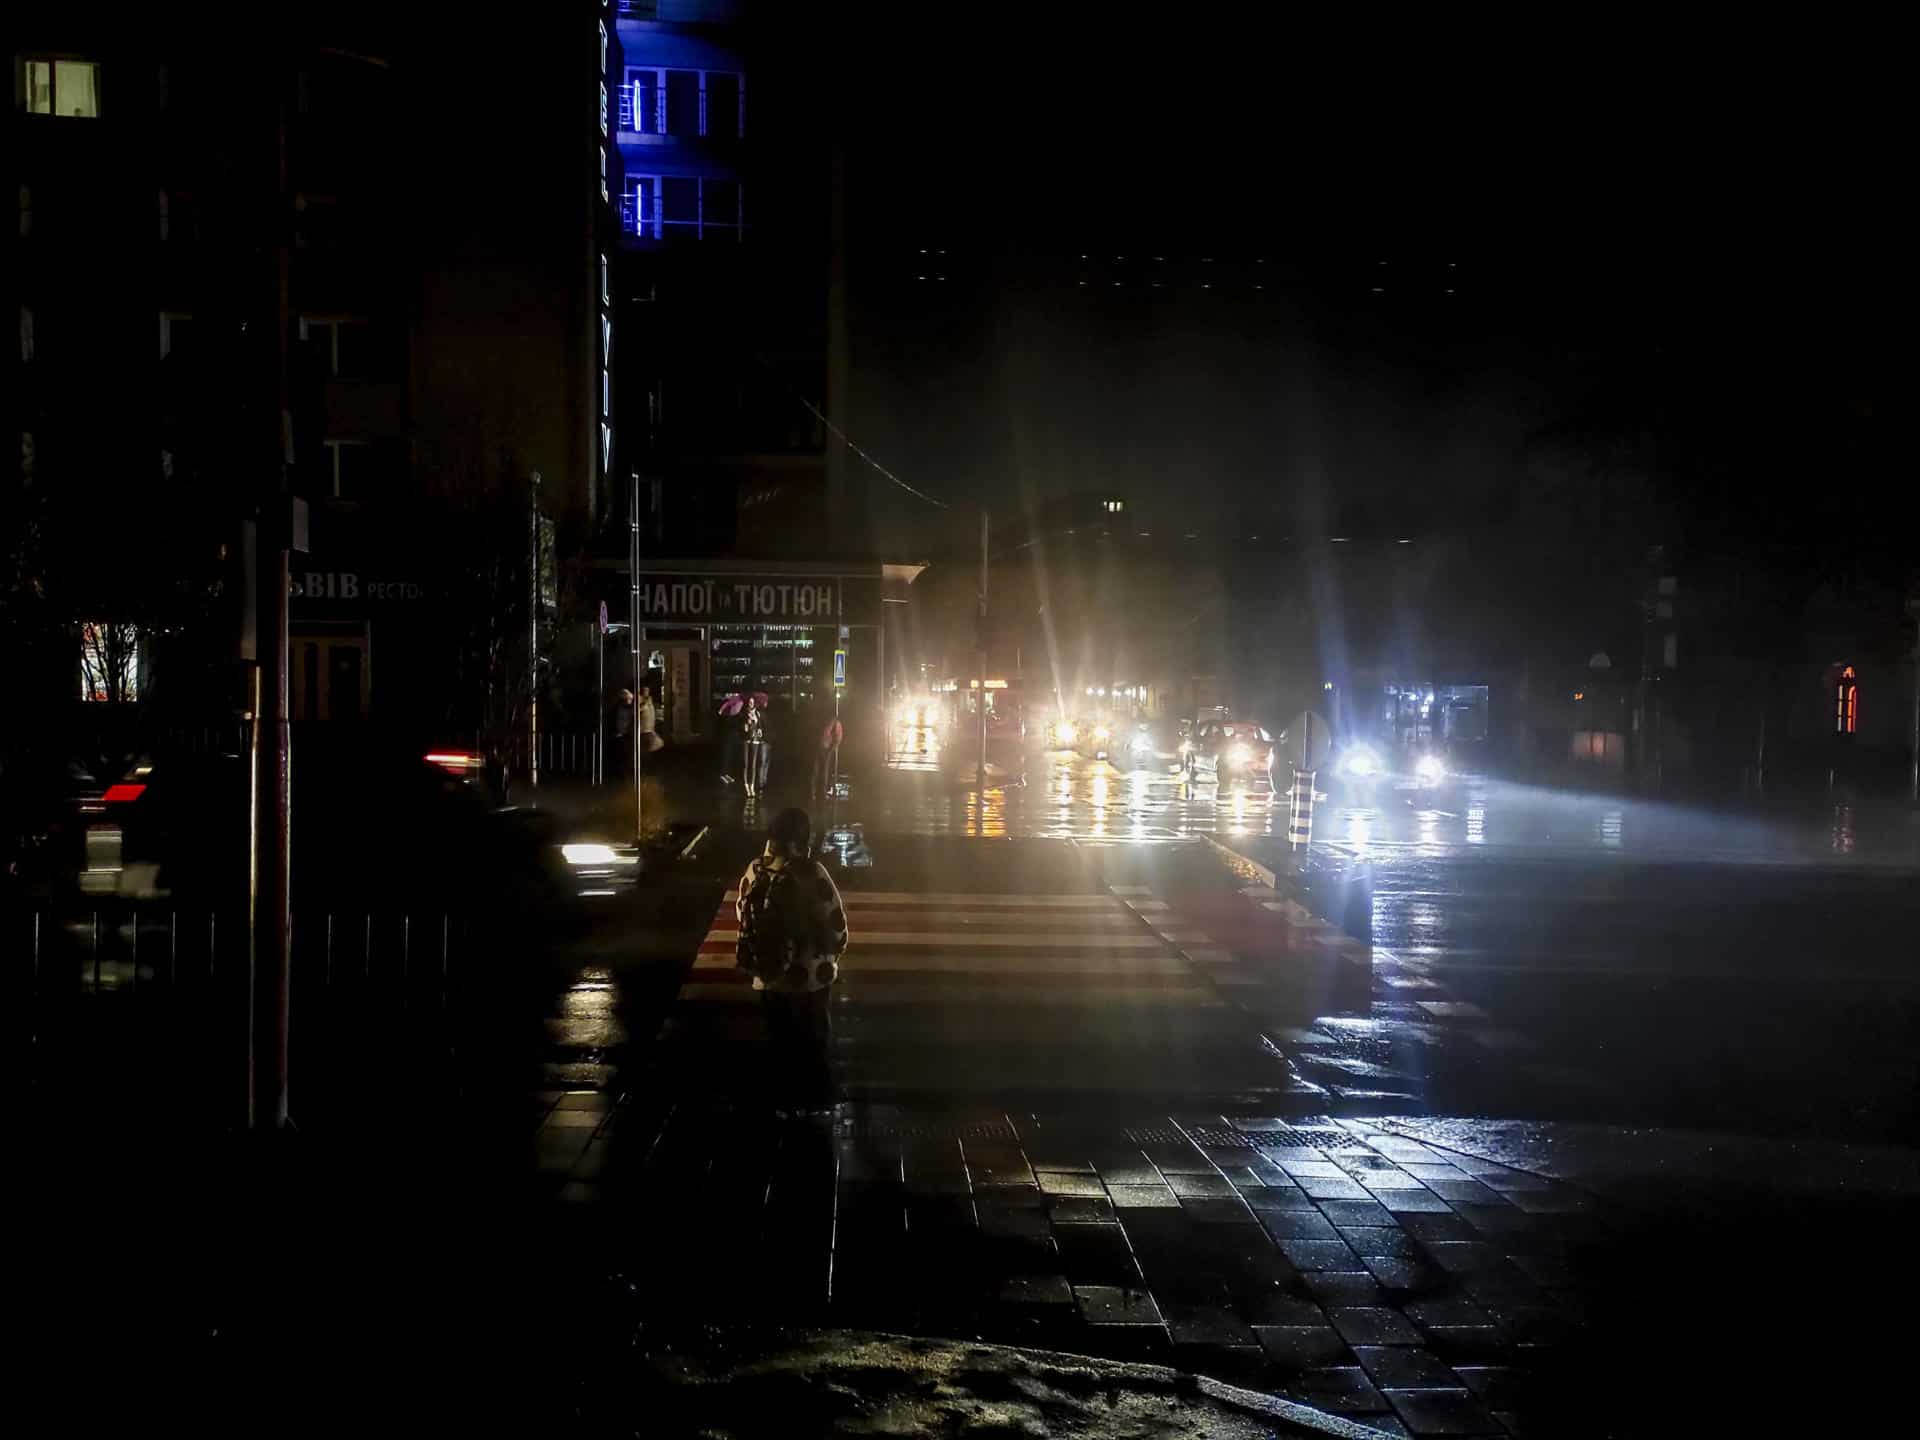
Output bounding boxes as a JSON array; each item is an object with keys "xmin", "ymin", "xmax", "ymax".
[
  {"xmin": 1093, "ymin": 724, "xmax": 1111, "ymax": 742},
  {"xmin": 1130, "ymin": 733, "xmax": 1152, "ymax": 753},
  {"xmin": 1416, "ymin": 754, "xmax": 1447, "ymax": 783},
  {"xmin": 1228, "ymin": 743, "xmax": 1251, "ymax": 765},
  {"xmin": 1055, "ymin": 721, "xmax": 1076, "ymax": 745},
  {"xmin": 1340, "ymin": 746, "xmax": 1381, "ymax": 778}
]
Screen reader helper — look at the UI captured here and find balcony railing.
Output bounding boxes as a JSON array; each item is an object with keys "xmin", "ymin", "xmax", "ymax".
[{"xmin": 619, "ymin": 194, "xmax": 745, "ymax": 244}]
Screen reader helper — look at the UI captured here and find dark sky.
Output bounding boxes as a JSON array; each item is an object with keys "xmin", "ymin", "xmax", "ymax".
[{"xmin": 818, "ymin": 11, "xmax": 1895, "ymax": 559}]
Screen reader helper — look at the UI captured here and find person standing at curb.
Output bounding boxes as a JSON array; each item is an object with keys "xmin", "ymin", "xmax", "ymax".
[
  {"xmin": 812, "ymin": 710, "xmax": 844, "ymax": 800},
  {"xmin": 734, "ymin": 807, "xmax": 848, "ymax": 1112}
]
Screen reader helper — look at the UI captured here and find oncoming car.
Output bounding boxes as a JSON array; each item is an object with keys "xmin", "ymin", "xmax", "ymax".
[
  {"xmin": 1333, "ymin": 740, "xmax": 1451, "ymax": 790},
  {"xmin": 1183, "ymin": 719, "xmax": 1277, "ymax": 788}
]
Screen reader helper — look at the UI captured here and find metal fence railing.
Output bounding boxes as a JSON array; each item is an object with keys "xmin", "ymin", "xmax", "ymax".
[{"xmin": 10, "ymin": 900, "xmax": 514, "ymax": 1115}]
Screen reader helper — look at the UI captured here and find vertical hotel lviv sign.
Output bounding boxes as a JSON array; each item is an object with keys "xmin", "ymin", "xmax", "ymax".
[{"xmin": 596, "ymin": 5, "xmax": 614, "ymax": 492}]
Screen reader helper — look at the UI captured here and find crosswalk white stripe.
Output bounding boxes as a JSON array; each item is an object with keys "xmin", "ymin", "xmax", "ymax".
[
  {"xmin": 838, "ymin": 931, "xmax": 1168, "ymax": 949},
  {"xmin": 693, "ymin": 951, "xmax": 1201, "ymax": 974},
  {"xmin": 834, "ymin": 893, "xmax": 1118, "ymax": 907}
]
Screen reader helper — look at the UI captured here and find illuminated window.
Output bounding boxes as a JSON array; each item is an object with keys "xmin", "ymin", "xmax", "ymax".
[
  {"xmin": 625, "ymin": 175, "xmax": 743, "ymax": 242},
  {"xmin": 22, "ymin": 58, "xmax": 100, "ymax": 117},
  {"xmin": 79, "ymin": 623, "xmax": 142, "ymax": 703},
  {"xmin": 1836, "ymin": 665, "xmax": 1858, "ymax": 735},
  {"xmin": 159, "ymin": 311, "xmax": 194, "ymax": 361},
  {"xmin": 621, "ymin": 67, "xmax": 743, "ymax": 137}
]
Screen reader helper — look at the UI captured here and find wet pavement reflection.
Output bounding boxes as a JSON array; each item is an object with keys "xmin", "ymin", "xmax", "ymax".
[{"xmin": 883, "ymin": 736, "xmax": 1920, "ymax": 865}]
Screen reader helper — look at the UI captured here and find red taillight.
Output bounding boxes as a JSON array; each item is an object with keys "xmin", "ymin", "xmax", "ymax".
[
  {"xmin": 426, "ymin": 751, "xmax": 481, "ymax": 776},
  {"xmin": 102, "ymin": 783, "xmax": 146, "ymax": 804}
]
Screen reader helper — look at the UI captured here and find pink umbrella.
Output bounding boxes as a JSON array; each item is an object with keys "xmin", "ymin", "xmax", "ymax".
[
  {"xmin": 718, "ymin": 694, "xmax": 745, "ymax": 717},
  {"xmin": 750, "ymin": 691, "xmax": 771, "ymax": 710}
]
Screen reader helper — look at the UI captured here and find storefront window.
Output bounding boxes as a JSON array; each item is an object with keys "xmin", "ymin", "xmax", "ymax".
[{"xmin": 711, "ymin": 625, "xmax": 817, "ymax": 709}]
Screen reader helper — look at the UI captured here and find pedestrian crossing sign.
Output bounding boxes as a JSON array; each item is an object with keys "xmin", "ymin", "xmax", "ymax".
[{"xmin": 834, "ymin": 647, "xmax": 847, "ymax": 688}]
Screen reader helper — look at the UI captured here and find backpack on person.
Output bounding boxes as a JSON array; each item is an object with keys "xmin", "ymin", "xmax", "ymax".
[{"xmin": 736, "ymin": 859, "xmax": 803, "ymax": 985}]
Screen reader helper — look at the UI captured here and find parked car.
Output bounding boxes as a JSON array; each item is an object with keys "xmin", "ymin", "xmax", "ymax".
[
  {"xmin": 1183, "ymin": 718, "xmax": 1277, "ymax": 788},
  {"xmin": 47, "ymin": 739, "xmax": 584, "ymax": 927}
]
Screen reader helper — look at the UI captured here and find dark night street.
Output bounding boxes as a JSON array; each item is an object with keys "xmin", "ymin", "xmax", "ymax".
[{"xmin": 8, "ymin": 5, "xmax": 1908, "ymax": 1435}]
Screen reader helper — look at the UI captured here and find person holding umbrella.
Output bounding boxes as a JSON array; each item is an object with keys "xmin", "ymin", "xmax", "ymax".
[{"xmin": 718, "ymin": 692, "xmax": 745, "ymax": 785}]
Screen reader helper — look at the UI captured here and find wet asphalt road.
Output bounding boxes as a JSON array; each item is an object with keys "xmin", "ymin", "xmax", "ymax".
[{"xmin": 528, "ymin": 738, "xmax": 1920, "ymax": 1143}]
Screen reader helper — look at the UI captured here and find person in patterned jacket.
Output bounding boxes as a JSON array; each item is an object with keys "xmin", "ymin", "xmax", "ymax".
[{"xmin": 735, "ymin": 807, "xmax": 849, "ymax": 1109}]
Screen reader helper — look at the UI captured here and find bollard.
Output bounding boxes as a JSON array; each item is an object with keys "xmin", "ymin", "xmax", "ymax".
[{"xmin": 1288, "ymin": 768, "xmax": 1316, "ymax": 850}]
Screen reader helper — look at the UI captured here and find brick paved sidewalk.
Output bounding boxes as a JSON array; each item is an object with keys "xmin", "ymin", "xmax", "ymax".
[{"xmin": 535, "ymin": 1095, "xmax": 1590, "ymax": 1437}]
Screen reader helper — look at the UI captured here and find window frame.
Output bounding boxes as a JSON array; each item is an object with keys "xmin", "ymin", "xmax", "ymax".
[
  {"xmin": 20, "ymin": 55, "xmax": 101, "ymax": 118},
  {"xmin": 623, "ymin": 173, "xmax": 744, "ymax": 242},
  {"xmin": 620, "ymin": 66, "xmax": 744, "ymax": 138}
]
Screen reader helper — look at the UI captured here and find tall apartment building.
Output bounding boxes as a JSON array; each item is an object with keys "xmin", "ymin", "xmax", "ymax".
[{"xmin": 7, "ymin": 12, "xmax": 605, "ymax": 746}]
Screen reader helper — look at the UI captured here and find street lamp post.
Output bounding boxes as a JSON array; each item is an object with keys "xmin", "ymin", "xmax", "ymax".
[{"xmin": 978, "ymin": 509, "xmax": 989, "ymax": 793}]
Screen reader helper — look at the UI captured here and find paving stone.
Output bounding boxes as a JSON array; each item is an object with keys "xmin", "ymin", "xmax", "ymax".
[
  {"xmin": 997, "ymin": 1273, "xmax": 1074, "ymax": 1306},
  {"xmin": 969, "ymin": 1158, "xmax": 1038, "ymax": 1186},
  {"xmin": 1507, "ymin": 1187, "xmax": 1593, "ymax": 1215},
  {"xmin": 1451, "ymin": 1366, "xmax": 1520, "ymax": 1406},
  {"xmin": 1163, "ymin": 1303, "xmax": 1259, "ymax": 1347},
  {"xmin": 1049, "ymin": 1195, "xmax": 1117, "ymax": 1224},
  {"xmin": 1167, "ymin": 1172, "xmax": 1240, "ymax": 1198},
  {"xmin": 1181, "ymin": 1197, "xmax": 1258, "ymax": 1225},
  {"xmin": 1256, "ymin": 1204, "xmax": 1343, "ymax": 1238},
  {"xmin": 1286, "ymin": 1366, "xmax": 1391, "ymax": 1415},
  {"xmin": 1281, "ymin": 1160, "xmax": 1349, "ymax": 1179},
  {"xmin": 1421, "ymin": 1241, "xmax": 1503, "ymax": 1274},
  {"xmin": 1508, "ymin": 1250, "xmax": 1573, "ymax": 1287},
  {"xmin": 1381, "ymin": 1387, "xmax": 1500, "ymax": 1435},
  {"xmin": 1240, "ymin": 1293, "xmax": 1329, "ymax": 1326},
  {"xmin": 1399, "ymin": 1211, "xmax": 1477, "ymax": 1242},
  {"xmin": 1106, "ymin": 1184, "xmax": 1180, "ymax": 1208},
  {"xmin": 1054, "ymin": 1224, "xmax": 1143, "ymax": 1285},
  {"xmin": 1421, "ymin": 1177, "xmax": 1505, "ymax": 1206},
  {"xmin": 1073, "ymin": 1284, "xmax": 1163, "ymax": 1325},
  {"xmin": 1093, "ymin": 1161, "xmax": 1165, "ymax": 1187},
  {"xmin": 976, "ymin": 1203, "xmax": 1050, "ymax": 1239},
  {"xmin": 1340, "ymin": 1226, "xmax": 1421, "ymax": 1259},
  {"xmin": 972, "ymin": 1181, "xmax": 1045, "ymax": 1208},
  {"xmin": 1253, "ymin": 1325, "xmax": 1349, "ymax": 1371},
  {"xmin": 1257, "ymin": 1146, "xmax": 1330, "ymax": 1165},
  {"xmin": 1461, "ymin": 1264, "xmax": 1545, "ymax": 1309},
  {"xmin": 1317, "ymin": 1198, "xmax": 1398, "ymax": 1227},
  {"xmin": 1143, "ymin": 1145, "xmax": 1217, "ymax": 1174},
  {"xmin": 977, "ymin": 1233, "xmax": 1060, "ymax": 1274},
  {"xmin": 1329, "ymin": 1306, "xmax": 1424, "ymax": 1346},
  {"xmin": 1498, "ymin": 1305, "xmax": 1574, "ymax": 1346},
  {"xmin": 1422, "ymin": 1327, "xmax": 1507, "ymax": 1363},
  {"xmin": 1300, "ymin": 1175, "xmax": 1374, "ymax": 1201},
  {"xmin": 1278, "ymin": 1238, "xmax": 1360, "ymax": 1270},
  {"xmin": 1244, "ymin": 1185, "xmax": 1320, "ymax": 1212},
  {"xmin": 1405, "ymin": 1297, "xmax": 1496, "ymax": 1329},
  {"xmin": 1361, "ymin": 1255, "xmax": 1448, "ymax": 1293},
  {"xmin": 1362, "ymin": 1169, "xmax": 1436, "ymax": 1191},
  {"xmin": 1379, "ymin": 1189, "xmax": 1457, "ymax": 1215},
  {"xmin": 1035, "ymin": 1170, "xmax": 1107, "ymax": 1196},
  {"xmin": 1353, "ymin": 1346, "xmax": 1463, "ymax": 1388},
  {"xmin": 1024, "ymin": 1151, "xmax": 1097, "ymax": 1175},
  {"xmin": 1474, "ymin": 1169, "xmax": 1553, "ymax": 1192},
  {"xmin": 1451, "ymin": 1202, "xmax": 1530, "ymax": 1235},
  {"xmin": 1303, "ymin": 1271, "xmax": 1388, "ymax": 1306}
]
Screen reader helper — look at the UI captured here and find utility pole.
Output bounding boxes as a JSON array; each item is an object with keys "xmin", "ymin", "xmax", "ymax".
[
  {"xmin": 1911, "ymin": 635, "xmax": 1920, "ymax": 804},
  {"xmin": 631, "ymin": 471, "xmax": 644, "ymax": 844},
  {"xmin": 978, "ymin": 509, "xmax": 989, "ymax": 793},
  {"xmin": 529, "ymin": 471, "xmax": 542, "ymax": 791},
  {"xmin": 249, "ymin": 46, "xmax": 300, "ymax": 1133}
]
